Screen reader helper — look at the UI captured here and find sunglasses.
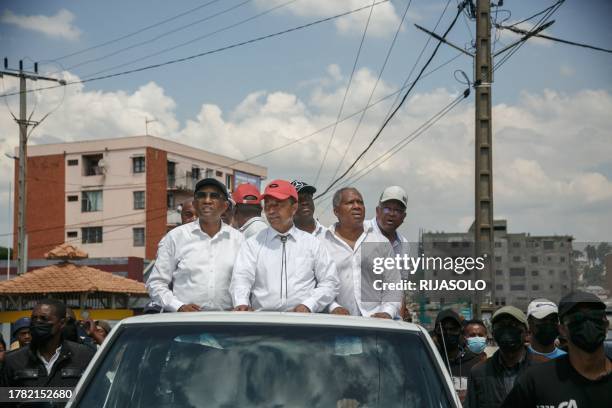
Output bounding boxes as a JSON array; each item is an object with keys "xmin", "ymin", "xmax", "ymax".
[{"xmin": 194, "ymin": 191, "xmax": 223, "ymax": 200}]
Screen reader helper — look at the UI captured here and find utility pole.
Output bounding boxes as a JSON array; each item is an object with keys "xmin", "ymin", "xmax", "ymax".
[
  {"xmin": 1, "ymin": 58, "xmax": 66, "ymax": 275},
  {"xmin": 414, "ymin": 1, "xmax": 553, "ymax": 318},
  {"xmin": 473, "ymin": 0, "xmax": 494, "ymax": 319}
]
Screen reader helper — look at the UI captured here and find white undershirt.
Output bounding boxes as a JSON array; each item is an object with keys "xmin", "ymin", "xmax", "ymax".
[{"xmin": 37, "ymin": 346, "xmax": 62, "ymax": 375}]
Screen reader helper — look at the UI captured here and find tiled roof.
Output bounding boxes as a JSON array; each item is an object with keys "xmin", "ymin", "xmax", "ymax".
[
  {"xmin": 0, "ymin": 262, "xmax": 147, "ymax": 295},
  {"xmin": 44, "ymin": 244, "xmax": 88, "ymax": 260}
]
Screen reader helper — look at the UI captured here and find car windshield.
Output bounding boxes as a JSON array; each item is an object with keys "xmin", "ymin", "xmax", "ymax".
[{"xmin": 75, "ymin": 324, "xmax": 453, "ymax": 408}]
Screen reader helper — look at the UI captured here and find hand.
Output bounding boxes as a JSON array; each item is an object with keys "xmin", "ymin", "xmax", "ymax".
[
  {"xmin": 331, "ymin": 307, "xmax": 350, "ymax": 315},
  {"xmin": 371, "ymin": 312, "xmax": 392, "ymax": 319},
  {"xmin": 178, "ymin": 304, "xmax": 201, "ymax": 312},
  {"xmin": 233, "ymin": 305, "xmax": 253, "ymax": 311},
  {"xmin": 293, "ymin": 304, "xmax": 311, "ymax": 313}
]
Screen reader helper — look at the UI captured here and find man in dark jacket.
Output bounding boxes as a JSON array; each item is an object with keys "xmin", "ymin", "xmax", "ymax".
[
  {"xmin": 433, "ymin": 309, "xmax": 482, "ymax": 404},
  {"xmin": 1, "ymin": 299, "xmax": 95, "ymax": 390},
  {"xmin": 465, "ymin": 306, "xmax": 548, "ymax": 408}
]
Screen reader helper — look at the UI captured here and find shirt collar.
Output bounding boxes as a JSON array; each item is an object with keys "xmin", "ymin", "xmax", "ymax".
[
  {"xmin": 190, "ymin": 219, "xmax": 231, "ymax": 239},
  {"xmin": 268, "ymin": 225, "xmax": 298, "ymax": 242},
  {"xmin": 240, "ymin": 216, "xmax": 265, "ymax": 232}
]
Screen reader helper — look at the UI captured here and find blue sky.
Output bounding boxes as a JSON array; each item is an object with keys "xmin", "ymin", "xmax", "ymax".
[{"xmin": 0, "ymin": 0, "xmax": 611, "ymax": 242}]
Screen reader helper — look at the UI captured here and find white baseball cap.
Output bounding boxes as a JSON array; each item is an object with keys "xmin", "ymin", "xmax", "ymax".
[
  {"xmin": 527, "ymin": 298, "xmax": 558, "ymax": 319},
  {"xmin": 379, "ymin": 186, "xmax": 408, "ymax": 208}
]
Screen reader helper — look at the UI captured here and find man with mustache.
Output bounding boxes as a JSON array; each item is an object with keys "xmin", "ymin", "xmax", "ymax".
[
  {"xmin": 502, "ymin": 291, "xmax": 612, "ymax": 408},
  {"xmin": 147, "ymin": 178, "xmax": 244, "ymax": 312},
  {"xmin": 320, "ymin": 187, "xmax": 400, "ymax": 318},
  {"xmin": 465, "ymin": 306, "xmax": 548, "ymax": 408},
  {"xmin": 230, "ymin": 180, "xmax": 338, "ymax": 312}
]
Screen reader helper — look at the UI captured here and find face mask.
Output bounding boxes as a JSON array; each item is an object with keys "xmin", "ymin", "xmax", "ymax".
[
  {"xmin": 533, "ymin": 322, "xmax": 559, "ymax": 346},
  {"xmin": 30, "ymin": 322, "xmax": 54, "ymax": 345},
  {"xmin": 493, "ymin": 325, "xmax": 524, "ymax": 352},
  {"xmin": 567, "ymin": 318, "xmax": 606, "ymax": 353},
  {"xmin": 466, "ymin": 336, "xmax": 487, "ymax": 354},
  {"xmin": 441, "ymin": 333, "xmax": 460, "ymax": 350}
]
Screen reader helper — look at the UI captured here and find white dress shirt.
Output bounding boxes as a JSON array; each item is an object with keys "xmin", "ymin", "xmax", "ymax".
[
  {"xmin": 366, "ymin": 217, "xmax": 410, "ymax": 278},
  {"xmin": 147, "ymin": 220, "xmax": 244, "ymax": 312},
  {"xmin": 230, "ymin": 225, "xmax": 339, "ymax": 312},
  {"xmin": 313, "ymin": 220, "xmax": 327, "ymax": 238},
  {"xmin": 37, "ymin": 346, "xmax": 62, "ymax": 375},
  {"xmin": 320, "ymin": 223, "xmax": 401, "ymax": 318},
  {"xmin": 239, "ymin": 216, "xmax": 268, "ymax": 239}
]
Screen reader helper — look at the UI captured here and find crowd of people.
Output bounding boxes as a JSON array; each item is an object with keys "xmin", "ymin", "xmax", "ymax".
[{"xmin": 0, "ymin": 177, "xmax": 609, "ymax": 407}]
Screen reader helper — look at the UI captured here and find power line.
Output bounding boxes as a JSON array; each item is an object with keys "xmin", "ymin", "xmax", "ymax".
[
  {"xmin": 0, "ymin": 0, "xmax": 390, "ymax": 99},
  {"xmin": 507, "ymin": 1, "xmax": 562, "ymax": 28},
  {"xmin": 55, "ymin": 0, "xmax": 226, "ymax": 61},
  {"xmin": 63, "ymin": 0, "xmax": 256, "ymax": 73},
  {"xmin": 327, "ymin": 0, "xmax": 414, "ymax": 187},
  {"xmin": 496, "ymin": 24, "xmax": 612, "ymax": 54},
  {"xmin": 313, "ymin": 0, "xmax": 377, "ymax": 186},
  {"xmin": 314, "ymin": 1, "xmax": 466, "ymax": 200}
]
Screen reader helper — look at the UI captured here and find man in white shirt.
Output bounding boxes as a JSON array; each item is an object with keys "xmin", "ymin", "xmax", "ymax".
[
  {"xmin": 147, "ymin": 178, "xmax": 244, "ymax": 312},
  {"xmin": 232, "ymin": 183, "xmax": 268, "ymax": 239},
  {"xmin": 290, "ymin": 180, "xmax": 326, "ymax": 237},
  {"xmin": 230, "ymin": 179, "xmax": 339, "ymax": 313},
  {"xmin": 366, "ymin": 186, "xmax": 410, "ymax": 320},
  {"xmin": 321, "ymin": 187, "xmax": 401, "ymax": 319}
]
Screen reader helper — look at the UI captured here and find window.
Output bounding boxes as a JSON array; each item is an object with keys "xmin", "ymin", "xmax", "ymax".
[
  {"xmin": 133, "ymin": 228, "xmax": 145, "ymax": 247},
  {"xmin": 205, "ymin": 168, "xmax": 214, "ymax": 178},
  {"xmin": 462, "ymin": 242, "xmax": 470, "ymax": 248},
  {"xmin": 512, "ymin": 242, "xmax": 520, "ymax": 248},
  {"xmin": 512, "ymin": 256, "xmax": 521, "ymax": 262},
  {"xmin": 495, "ymin": 256, "xmax": 502, "ymax": 262},
  {"xmin": 67, "ymin": 231, "xmax": 78, "ymax": 238},
  {"xmin": 531, "ymin": 270, "xmax": 539, "ymax": 276},
  {"xmin": 495, "ymin": 284, "xmax": 504, "ymax": 291},
  {"xmin": 191, "ymin": 167, "xmax": 201, "ymax": 180},
  {"xmin": 543, "ymin": 240, "xmax": 554, "ymax": 250},
  {"xmin": 82, "ymin": 227, "xmax": 103, "ymax": 244},
  {"xmin": 510, "ymin": 284, "xmax": 525, "ymax": 291},
  {"xmin": 550, "ymin": 284, "xmax": 554, "ymax": 289},
  {"xmin": 510, "ymin": 268, "xmax": 526, "ymax": 277},
  {"xmin": 67, "ymin": 159, "xmax": 79, "ymax": 166},
  {"xmin": 549, "ymin": 270, "xmax": 555, "ymax": 276},
  {"xmin": 225, "ymin": 174, "xmax": 233, "ymax": 191},
  {"xmin": 532, "ymin": 285, "xmax": 539, "ymax": 291},
  {"xmin": 494, "ymin": 242, "xmax": 502, "ymax": 248},
  {"xmin": 132, "ymin": 156, "xmax": 145, "ymax": 173},
  {"xmin": 496, "ymin": 269, "xmax": 503, "ymax": 276},
  {"xmin": 167, "ymin": 161, "xmax": 176, "ymax": 187},
  {"xmin": 82, "ymin": 190, "xmax": 103, "ymax": 212},
  {"xmin": 531, "ymin": 256, "xmax": 538, "ymax": 263},
  {"xmin": 560, "ymin": 256, "xmax": 566, "ymax": 263},
  {"xmin": 451, "ymin": 242, "xmax": 459, "ymax": 248},
  {"xmin": 167, "ymin": 192, "xmax": 175, "ymax": 210},
  {"xmin": 67, "ymin": 195, "xmax": 78, "ymax": 202},
  {"xmin": 216, "ymin": 170, "xmax": 223, "ymax": 177},
  {"xmin": 83, "ymin": 154, "xmax": 103, "ymax": 176},
  {"xmin": 133, "ymin": 191, "xmax": 145, "ymax": 210},
  {"xmin": 547, "ymin": 256, "xmax": 552, "ymax": 262}
]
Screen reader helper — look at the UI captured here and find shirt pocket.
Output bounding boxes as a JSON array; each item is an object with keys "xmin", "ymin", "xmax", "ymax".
[
  {"xmin": 13, "ymin": 368, "xmax": 40, "ymax": 381},
  {"xmin": 60, "ymin": 368, "xmax": 84, "ymax": 379}
]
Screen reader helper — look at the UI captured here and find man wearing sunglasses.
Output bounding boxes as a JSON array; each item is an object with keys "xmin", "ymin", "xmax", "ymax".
[
  {"xmin": 465, "ymin": 306, "xmax": 549, "ymax": 408},
  {"xmin": 502, "ymin": 291, "xmax": 611, "ymax": 408},
  {"xmin": 147, "ymin": 178, "xmax": 244, "ymax": 312},
  {"xmin": 230, "ymin": 179, "xmax": 338, "ymax": 313}
]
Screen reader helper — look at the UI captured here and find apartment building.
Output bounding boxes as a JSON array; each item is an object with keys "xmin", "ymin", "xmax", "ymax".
[
  {"xmin": 13, "ymin": 135, "xmax": 267, "ymax": 260},
  {"xmin": 420, "ymin": 220, "xmax": 574, "ymax": 310}
]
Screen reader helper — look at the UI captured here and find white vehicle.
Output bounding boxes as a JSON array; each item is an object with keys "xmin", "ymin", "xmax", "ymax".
[{"xmin": 68, "ymin": 312, "xmax": 461, "ymax": 407}]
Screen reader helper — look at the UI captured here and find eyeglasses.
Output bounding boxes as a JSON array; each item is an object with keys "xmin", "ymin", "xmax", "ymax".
[
  {"xmin": 195, "ymin": 191, "xmax": 223, "ymax": 200},
  {"xmin": 382, "ymin": 206, "xmax": 405, "ymax": 215}
]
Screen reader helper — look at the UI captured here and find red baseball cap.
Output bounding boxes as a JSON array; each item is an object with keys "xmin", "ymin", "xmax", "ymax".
[
  {"xmin": 262, "ymin": 179, "xmax": 298, "ymax": 201},
  {"xmin": 232, "ymin": 183, "xmax": 261, "ymax": 205}
]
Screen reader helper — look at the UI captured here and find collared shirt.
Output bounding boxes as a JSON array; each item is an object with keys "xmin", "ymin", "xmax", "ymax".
[
  {"xmin": 230, "ymin": 226, "xmax": 339, "ymax": 312},
  {"xmin": 313, "ymin": 220, "xmax": 327, "ymax": 238},
  {"xmin": 147, "ymin": 220, "xmax": 244, "ymax": 312},
  {"xmin": 320, "ymin": 223, "xmax": 401, "ymax": 318},
  {"xmin": 528, "ymin": 345, "xmax": 567, "ymax": 359},
  {"xmin": 240, "ymin": 216, "xmax": 268, "ymax": 240},
  {"xmin": 37, "ymin": 346, "xmax": 62, "ymax": 375},
  {"xmin": 366, "ymin": 217, "xmax": 410, "ymax": 280}
]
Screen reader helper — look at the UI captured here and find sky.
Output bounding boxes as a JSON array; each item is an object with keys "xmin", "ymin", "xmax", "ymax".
[{"xmin": 0, "ymin": 0, "xmax": 611, "ymax": 244}]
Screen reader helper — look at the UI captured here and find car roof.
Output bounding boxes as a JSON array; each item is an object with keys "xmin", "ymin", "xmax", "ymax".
[{"xmin": 118, "ymin": 312, "xmax": 423, "ymax": 332}]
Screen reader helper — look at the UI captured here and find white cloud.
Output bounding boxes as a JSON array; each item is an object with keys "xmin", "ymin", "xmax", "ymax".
[
  {"xmin": 1, "ymin": 9, "xmax": 81, "ymax": 41},
  {"xmin": 255, "ymin": 0, "xmax": 403, "ymax": 38},
  {"xmin": 0, "ymin": 67, "xmax": 611, "ymax": 244}
]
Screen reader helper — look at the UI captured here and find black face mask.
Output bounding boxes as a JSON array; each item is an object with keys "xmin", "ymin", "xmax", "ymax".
[
  {"xmin": 30, "ymin": 322, "xmax": 54, "ymax": 345},
  {"xmin": 567, "ymin": 318, "xmax": 607, "ymax": 353},
  {"xmin": 533, "ymin": 323, "xmax": 559, "ymax": 346},
  {"xmin": 440, "ymin": 333, "xmax": 461, "ymax": 350},
  {"xmin": 493, "ymin": 325, "xmax": 524, "ymax": 352}
]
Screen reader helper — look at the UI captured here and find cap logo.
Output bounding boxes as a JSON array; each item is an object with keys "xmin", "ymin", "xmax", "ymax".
[{"xmin": 269, "ymin": 183, "xmax": 279, "ymax": 188}]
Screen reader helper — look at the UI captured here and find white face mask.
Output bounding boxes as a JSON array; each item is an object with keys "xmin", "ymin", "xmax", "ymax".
[{"xmin": 466, "ymin": 336, "xmax": 487, "ymax": 354}]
